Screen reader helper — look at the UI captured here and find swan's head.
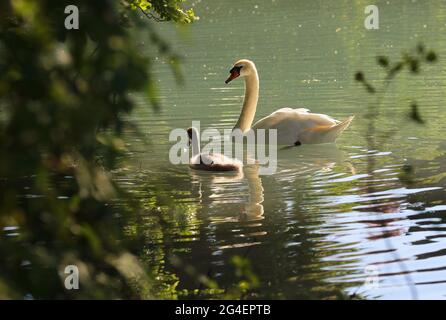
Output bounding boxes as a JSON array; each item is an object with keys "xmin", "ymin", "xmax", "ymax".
[{"xmin": 225, "ymin": 59, "xmax": 256, "ymax": 84}]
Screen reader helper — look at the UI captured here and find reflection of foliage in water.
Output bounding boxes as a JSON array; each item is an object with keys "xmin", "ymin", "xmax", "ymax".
[
  {"xmin": 116, "ymin": 157, "xmax": 365, "ymax": 299},
  {"xmin": 0, "ymin": 0, "xmax": 195, "ymax": 299},
  {"xmin": 353, "ymin": 44, "xmax": 438, "ymax": 299}
]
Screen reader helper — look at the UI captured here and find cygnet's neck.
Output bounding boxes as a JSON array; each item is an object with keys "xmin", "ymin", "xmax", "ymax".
[{"xmin": 190, "ymin": 128, "xmax": 200, "ymax": 156}]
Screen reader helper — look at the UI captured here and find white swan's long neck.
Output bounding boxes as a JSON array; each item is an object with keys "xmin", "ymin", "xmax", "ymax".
[
  {"xmin": 233, "ymin": 69, "xmax": 259, "ymax": 133},
  {"xmin": 191, "ymin": 129, "xmax": 200, "ymax": 157}
]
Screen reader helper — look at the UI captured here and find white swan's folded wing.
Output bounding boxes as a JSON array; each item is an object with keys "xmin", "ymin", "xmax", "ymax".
[{"xmin": 252, "ymin": 108, "xmax": 352, "ymax": 145}]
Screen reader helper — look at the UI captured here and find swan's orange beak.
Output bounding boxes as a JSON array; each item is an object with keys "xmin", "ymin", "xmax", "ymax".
[{"xmin": 225, "ymin": 68, "xmax": 240, "ymax": 84}]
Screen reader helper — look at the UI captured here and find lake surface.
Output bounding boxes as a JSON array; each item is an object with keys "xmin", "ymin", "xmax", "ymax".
[{"xmin": 118, "ymin": 0, "xmax": 446, "ymax": 299}]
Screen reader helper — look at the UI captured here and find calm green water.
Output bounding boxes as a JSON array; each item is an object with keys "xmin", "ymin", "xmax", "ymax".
[{"xmin": 119, "ymin": 0, "xmax": 446, "ymax": 299}]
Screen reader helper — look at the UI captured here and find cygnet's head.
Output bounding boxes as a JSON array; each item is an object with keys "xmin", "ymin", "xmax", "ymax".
[
  {"xmin": 186, "ymin": 127, "xmax": 199, "ymax": 146},
  {"xmin": 187, "ymin": 127, "xmax": 194, "ymax": 141}
]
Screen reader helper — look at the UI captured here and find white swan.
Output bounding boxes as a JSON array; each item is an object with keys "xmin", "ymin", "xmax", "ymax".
[
  {"xmin": 187, "ymin": 127, "xmax": 242, "ymax": 172},
  {"xmin": 225, "ymin": 59, "xmax": 354, "ymax": 146}
]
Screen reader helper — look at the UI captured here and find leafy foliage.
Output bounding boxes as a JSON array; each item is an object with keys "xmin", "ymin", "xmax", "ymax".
[
  {"xmin": 126, "ymin": 0, "xmax": 197, "ymax": 23},
  {"xmin": 0, "ymin": 0, "xmax": 195, "ymax": 299},
  {"xmin": 355, "ymin": 44, "xmax": 437, "ymax": 122}
]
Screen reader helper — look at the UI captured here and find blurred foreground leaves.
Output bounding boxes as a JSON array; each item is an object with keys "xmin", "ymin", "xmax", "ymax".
[{"xmin": 0, "ymin": 0, "xmax": 195, "ymax": 299}]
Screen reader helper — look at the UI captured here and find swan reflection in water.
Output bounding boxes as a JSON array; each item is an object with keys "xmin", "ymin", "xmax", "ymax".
[
  {"xmin": 189, "ymin": 162, "xmax": 264, "ymax": 223},
  {"xmin": 188, "ymin": 143, "xmax": 358, "ymax": 225}
]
